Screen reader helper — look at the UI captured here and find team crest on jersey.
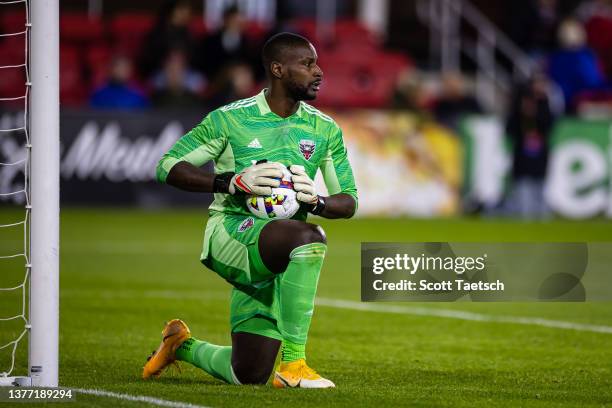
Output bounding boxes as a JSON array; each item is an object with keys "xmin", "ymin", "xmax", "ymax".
[
  {"xmin": 238, "ymin": 217, "xmax": 254, "ymax": 232},
  {"xmin": 299, "ymin": 139, "xmax": 316, "ymax": 160}
]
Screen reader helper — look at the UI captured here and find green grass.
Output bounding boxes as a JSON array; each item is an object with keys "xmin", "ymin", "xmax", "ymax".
[{"xmin": 1, "ymin": 208, "xmax": 612, "ymax": 407}]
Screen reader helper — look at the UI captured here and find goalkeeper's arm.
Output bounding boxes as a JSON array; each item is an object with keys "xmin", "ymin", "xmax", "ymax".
[
  {"xmin": 166, "ymin": 161, "xmax": 284, "ymax": 195},
  {"xmin": 289, "ymin": 165, "xmax": 356, "ymax": 219}
]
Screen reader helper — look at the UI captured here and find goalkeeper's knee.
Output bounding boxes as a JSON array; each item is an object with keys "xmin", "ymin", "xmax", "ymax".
[{"xmin": 232, "ymin": 360, "xmax": 274, "ymax": 385}]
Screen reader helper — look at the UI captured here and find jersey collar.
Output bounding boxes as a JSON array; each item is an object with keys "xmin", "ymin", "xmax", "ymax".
[{"xmin": 255, "ymin": 88, "xmax": 304, "ymax": 119}]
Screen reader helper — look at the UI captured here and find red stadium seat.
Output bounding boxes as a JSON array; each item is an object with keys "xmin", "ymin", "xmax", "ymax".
[
  {"xmin": 288, "ymin": 18, "xmax": 379, "ymax": 51},
  {"xmin": 0, "ymin": 65, "xmax": 26, "ymax": 107},
  {"xmin": 316, "ymin": 51, "xmax": 411, "ymax": 108},
  {"xmin": 109, "ymin": 13, "xmax": 154, "ymax": 56},
  {"xmin": 0, "ymin": 32, "xmax": 27, "ymax": 107},
  {"xmin": 0, "ymin": 37, "xmax": 26, "ymax": 67},
  {"xmin": 60, "ymin": 46, "xmax": 87, "ymax": 106},
  {"xmin": 86, "ymin": 45, "xmax": 112, "ymax": 88},
  {"xmin": 334, "ymin": 19, "xmax": 380, "ymax": 48},
  {"xmin": 290, "ymin": 18, "xmax": 317, "ymax": 40},
  {"xmin": 0, "ymin": 9, "xmax": 27, "ymax": 33},
  {"xmin": 60, "ymin": 13, "xmax": 105, "ymax": 44},
  {"xmin": 244, "ymin": 21, "xmax": 269, "ymax": 43},
  {"xmin": 189, "ymin": 17, "xmax": 207, "ymax": 38}
]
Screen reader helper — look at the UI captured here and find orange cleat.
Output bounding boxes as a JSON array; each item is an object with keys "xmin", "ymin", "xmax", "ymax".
[{"xmin": 142, "ymin": 319, "xmax": 191, "ymax": 379}]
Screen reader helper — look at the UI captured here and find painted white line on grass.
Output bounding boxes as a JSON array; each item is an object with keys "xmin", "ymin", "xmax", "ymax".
[
  {"xmin": 62, "ymin": 241, "xmax": 196, "ymax": 255},
  {"xmin": 73, "ymin": 388, "xmax": 210, "ymax": 408},
  {"xmin": 315, "ymin": 297, "xmax": 612, "ymax": 334}
]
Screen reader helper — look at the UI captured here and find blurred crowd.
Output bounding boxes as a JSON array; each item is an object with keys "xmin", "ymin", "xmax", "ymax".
[
  {"xmin": 2, "ymin": 0, "xmax": 609, "ymax": 117},
  {"xmin": 82, "ymin": 0, "xmax": 411, "ymax": 112},
  {"xmin": 84, "ymin": 0, "xmax": 612, "ymax": 119},
  {"xmin": 90, "ymin": 2, "xmax": 262, "ymax": 110},
  {"xmin": 390, "ymin": 0, "xmax": 612, "ymax": 218},
  {"xmin": 2, "ymin": 0, "xmax": 612, "ymax": 218}
]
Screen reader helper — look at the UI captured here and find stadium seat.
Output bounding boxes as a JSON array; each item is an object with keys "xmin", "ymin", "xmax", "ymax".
[
  {"xmin": 244, "ymin": 21, "xmax": 269, "ymax": 43},
  {"xmin": 86, "ymin": 45, "xmax": 112, "ymax": 88},
  {"xmin": 0, "ymin": 37, "xmax": 26, "ymax": 67},
  {"xmin": 0, "ymin": 33, "xmax": 27, "ymax": 107},
  {"xmin": 0, "ymin": 65, "xmax": 26, "ymax": 107},
  {"xmin": 60, "ymin": 46, "xmax": 87, "ymax": 106},
  {"xmin": 189, "ymin": 17, "xmax": 207, "ymax": 38},
  {"xmin": 60, "ymin": 13, "xmax": 105, "ymax": 44},
  {"xmin": 316, "ymin": 51, "xmax": 411, "ymax": 108},
  {"xmin": 109, "ymin": 13, "xmax": 155, "ymax": 56},
  {"xmin": 290, "ymin": 18, "xmax": 317, "ymax": 40},
  {"xmin": 0, "ymin": 9, "xmax": 27, "ymax": 33},
  {"xmin": 334, "ymin": 19, "xmax": 380, "ymax": 48},
  {"xmin": 288, "ymin": 18, "xmax": 379, "ymax": 51}
]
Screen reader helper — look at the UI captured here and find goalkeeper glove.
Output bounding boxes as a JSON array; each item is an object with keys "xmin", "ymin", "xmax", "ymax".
[
  {"xmin": 289, "ymin": 165, "xmax": 319, "ymax": 206},
  {"xmin": 228, "ymin": 161, "xmax": 284, "ymax": 196}
]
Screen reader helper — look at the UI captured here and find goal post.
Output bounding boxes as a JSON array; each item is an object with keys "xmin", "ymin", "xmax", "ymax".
[{"xmin": 28, "ymin": 0, "xmax": 60, "ymax": 387}]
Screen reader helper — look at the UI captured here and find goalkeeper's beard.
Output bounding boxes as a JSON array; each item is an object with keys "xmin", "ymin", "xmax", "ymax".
[{"xmin": 286, "ymin": 75, "xmax": 316, "ymax": 101}]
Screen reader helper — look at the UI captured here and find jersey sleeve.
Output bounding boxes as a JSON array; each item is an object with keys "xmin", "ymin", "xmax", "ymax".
[
  {"xmin": 156, "ymin": 110, "xmax": 227, "ymax": 183},
  {"xmin": 319, "ymin": 125, "xmax": 359, "ymax": 209}
]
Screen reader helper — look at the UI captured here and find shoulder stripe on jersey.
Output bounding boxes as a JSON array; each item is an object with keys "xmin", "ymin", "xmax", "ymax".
[
  {"xmin": 221, "ymin": 101, "xmax": 257, "ymax": 112},
  {"xmin": 220, "ymin": 96, "xmax": 256, "ymax": 111},
  {"xmin": 229, "ymin": 96, "xmax": 256, "ymax": 107},
  {"xmin": 301, "ymin": 103, "xmax": 334, "ymax": 123},
  {"xmin": 220, "ymin": 96, "xmax": 257, "ymax": 111}
]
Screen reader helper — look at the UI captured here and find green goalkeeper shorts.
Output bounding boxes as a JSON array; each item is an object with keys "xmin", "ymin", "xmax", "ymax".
[{"xmin": 200, "ymin": 212, "xmax": 283, "ymax": 341}]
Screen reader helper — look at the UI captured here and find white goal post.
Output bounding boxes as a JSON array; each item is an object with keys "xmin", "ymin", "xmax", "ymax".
[
  {"xmin": 0, "ymin": 0, "xmax": 59, "ymax": 387},
  {"xmin": 29, "ymin": 0, "xmax": 60, "ymax": 388}
]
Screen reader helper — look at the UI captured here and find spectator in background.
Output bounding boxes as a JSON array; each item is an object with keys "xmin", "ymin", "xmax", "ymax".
[
  {"xmin": 138, "ymin": 0, "xmax": 195, "ymax": 79},
  {"xmin": 205, "ymin": 61, "xmax": 256, "ymax": 108},
  {"xmin": 151, "ymin": 49, "xmax": 205, "ymax": 109},
  {"xmin": 510, "ymin": 0, "xmax": 560, "ymax": 56},
  {"xmin": 548, "ymin": 18, "xmax": 605, "ymax": 111},
  {"xmin": 505, "ymin": 73, "xmax": 554, "ymax": 218},
  {"xmin": 576, "ymin": 0, "xmax": 612, "ymax": 21},
  {"xmin": 433, "ymin": 71, "xmax": 482, "ymax": 130},
  {"xmin": 90, "ymin": 55, "xmax": 149, "ymax": 110},
  {"xmin": 576, "ymin": 0, "xmax": 612, "ymax": 77},
  {"xmin": 193, "ymin": 5, "xmax": 258, "ymax": 81}
]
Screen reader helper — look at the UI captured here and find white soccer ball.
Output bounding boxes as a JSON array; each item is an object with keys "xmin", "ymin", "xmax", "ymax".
[{"xmin": 246, "ymin": 165, "xmax": 299, "ymax": 219}]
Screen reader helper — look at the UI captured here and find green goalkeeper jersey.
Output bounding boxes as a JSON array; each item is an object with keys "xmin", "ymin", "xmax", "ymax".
[{"xmin": 156, "ymin": 89, "xmax": 358, "ymax": 219}]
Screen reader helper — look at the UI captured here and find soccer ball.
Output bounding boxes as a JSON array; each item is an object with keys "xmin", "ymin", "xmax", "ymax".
[{"xmin": 246, "ymin": 165, "xmax": 299, "ymax": 219}]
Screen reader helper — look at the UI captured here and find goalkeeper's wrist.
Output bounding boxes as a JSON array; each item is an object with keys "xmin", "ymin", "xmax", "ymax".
[
  {"xmin": 309, "ymin": 195, "xmax": 326, "ymax": 215},
  {"xmin": 213, "ymin": 172, "xmax": 235, "ymax": 194}
]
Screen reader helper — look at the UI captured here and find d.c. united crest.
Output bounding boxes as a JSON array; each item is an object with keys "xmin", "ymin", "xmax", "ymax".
[
  {"xmin": 299, "ymin": 139, "xmax": 316, "ymax": 160},
  {"xmin": 238, "ymin": 217, "xmax": 254, "ymax": 232}
]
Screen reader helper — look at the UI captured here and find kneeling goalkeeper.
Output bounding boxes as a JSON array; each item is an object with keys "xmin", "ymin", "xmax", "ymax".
[{"xmin": 143, "ymin": 32, "xmax": 357, "ymax": 388}]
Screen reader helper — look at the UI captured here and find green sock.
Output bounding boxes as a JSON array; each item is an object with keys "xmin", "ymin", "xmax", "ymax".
[
  {"xmin": 281, "ymin": 341, "xmax": 306, "ymax": 363},
  {"xmin": 278, "ymin": 242, "xmax": 327, "ymax": 346},
  {"xmin": 175, "ymin": 338, "xmax": 238, "ymax": 384}
]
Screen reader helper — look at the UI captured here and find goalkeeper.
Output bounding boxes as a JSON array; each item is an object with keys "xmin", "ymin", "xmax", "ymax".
[{"xmin": 143, "ymin": 32, "xmax": 358, "ymax": 388}]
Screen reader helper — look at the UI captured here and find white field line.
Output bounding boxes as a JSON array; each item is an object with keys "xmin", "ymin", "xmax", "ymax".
[
  {"xmin": 62, "ymin": 287, "xmax": 612, "ymax": 335},
  {"xmin": 73, "ymin": 388, "xmax": 210, "ymax": 408},
  {"xmin": 63, "ymin": 241, "xmax": 195, "ymax": 255},
  {"xmin": 61, "ymin": 289, "xmax": 228, "ymax": 302},
  {"xmin": 316, "ymin": 297, "xmax": 612, "ymax": 335},
  {"xmin": 1, "ymin": 240, "xmax": 357, "ymax": 256},
  {"xmin": 0, "ymin": 240, "xmax": 196, "ymax": 255}
]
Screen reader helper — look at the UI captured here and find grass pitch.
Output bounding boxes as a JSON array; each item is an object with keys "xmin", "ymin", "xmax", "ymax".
[{"xmin": 1, "ymin": 208, "xmax": 612, "ymax": 407}]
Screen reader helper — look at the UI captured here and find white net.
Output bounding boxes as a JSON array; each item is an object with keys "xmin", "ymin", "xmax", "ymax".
[{"xmin": 0, "ymin": 0, "xmax": 31, "ymax": 383}]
